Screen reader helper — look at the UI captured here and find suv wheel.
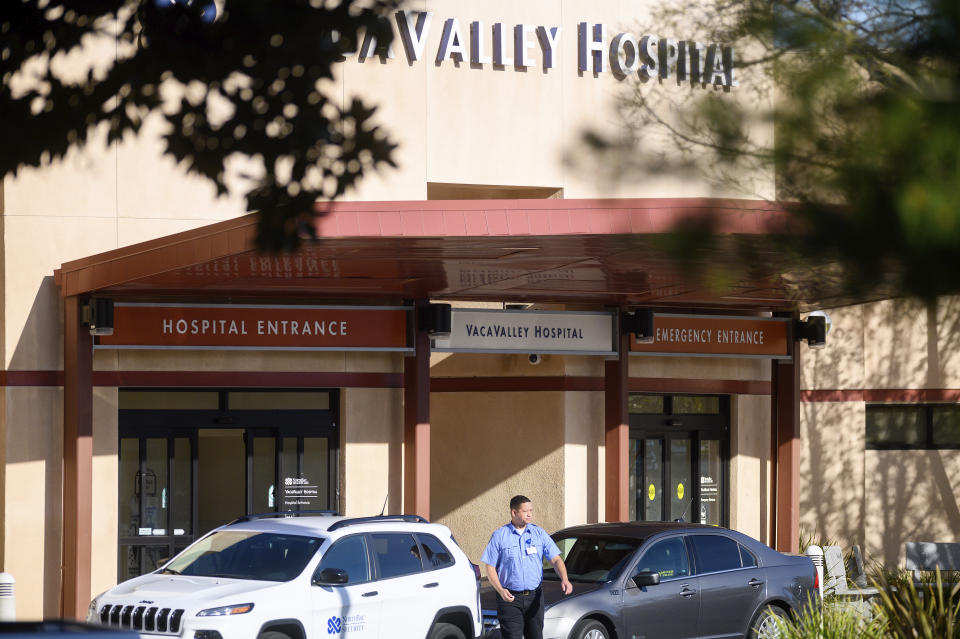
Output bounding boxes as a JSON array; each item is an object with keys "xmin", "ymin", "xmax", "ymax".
[
  {"xmin": 259, "ymin": 632, "xmax": 293, "ymax": 639},
  {"xmin": 427, "ymin": 622, "xmax": 466, "ymax": 639}
]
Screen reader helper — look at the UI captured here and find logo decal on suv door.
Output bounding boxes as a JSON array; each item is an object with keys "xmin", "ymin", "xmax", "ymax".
[{"xmin": 327, "ymin": 616, "xmax": 342, "ymax": 634}]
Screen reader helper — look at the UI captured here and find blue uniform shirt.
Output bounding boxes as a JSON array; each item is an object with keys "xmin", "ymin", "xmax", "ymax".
[{"xmin": 481, "ymin": 522, "xmax": 561, "ymax": 591}]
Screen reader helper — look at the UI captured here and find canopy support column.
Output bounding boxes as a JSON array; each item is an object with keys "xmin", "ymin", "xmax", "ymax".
[
  {"xmin": 62, "ymin": 295, "xmax": 92, "ymax": 619},
  {"xmin": 403, "ymin": 302, "xmax": 431, "ymax": 520}
]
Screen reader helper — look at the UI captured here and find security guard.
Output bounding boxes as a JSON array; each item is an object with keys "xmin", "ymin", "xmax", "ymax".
[{"xmin": 481, "ymin": 495, "xmax": 573, "ymax": 639}]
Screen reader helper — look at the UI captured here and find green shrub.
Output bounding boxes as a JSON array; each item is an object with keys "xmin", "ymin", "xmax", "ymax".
[
  {"xmin": 874, "ymin": 569, "xmax": 960, "ymax": 639},
  {"xmin": 772, "ymin": 599, "xmax": 886, "ymax": 639}
]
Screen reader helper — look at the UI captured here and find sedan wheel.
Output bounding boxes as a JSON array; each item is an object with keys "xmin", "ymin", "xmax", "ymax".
[
  {"xmin": 750, "ymin": 605, "xmax": 788, "ymax": 639},
  {"xmin": 571, "ymin": 619, "xmax": 608, "ymax": 639}
]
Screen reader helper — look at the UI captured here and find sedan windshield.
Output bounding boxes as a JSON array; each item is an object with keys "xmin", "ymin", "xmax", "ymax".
[
  {"xmin": 161, "ymin": 530, "xmax": 323, "ymax": 582},
  {"xmin": 543, "ymin": 536, "xmax": 641, "ymax": 583}
]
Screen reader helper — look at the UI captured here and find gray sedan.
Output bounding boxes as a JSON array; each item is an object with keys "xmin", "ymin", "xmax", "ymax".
[{"xmin": 481, "ymin": 521, "xmax": 817, "ymax": 639}]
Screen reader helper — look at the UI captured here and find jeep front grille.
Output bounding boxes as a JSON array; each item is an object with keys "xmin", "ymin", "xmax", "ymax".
[{"xmin": 99, "ymin": 603, "xmax": 185, "ymax": 635}]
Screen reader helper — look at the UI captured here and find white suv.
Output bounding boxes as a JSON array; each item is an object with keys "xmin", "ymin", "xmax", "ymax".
[{"xmin": 88, "ymin": 514, "xmax": 482, "ymax": 639}]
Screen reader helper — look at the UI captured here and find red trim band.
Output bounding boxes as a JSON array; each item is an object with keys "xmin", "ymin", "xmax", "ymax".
[
  {"xmin": 802, "ymin": 389, "xmax": 960, "ymax": 403},
  {"xmin": 2, "ymin": 370, "xmax": 773, "ymax": 394}
]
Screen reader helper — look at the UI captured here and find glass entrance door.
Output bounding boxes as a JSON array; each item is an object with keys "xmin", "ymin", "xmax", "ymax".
[
  {"xmin": 118, "ymin": 389, "xmax": 338, "ymax": 580},
  {"xmin": 629, "ymin": 395, "xmax": 729, "ymax": 525}
]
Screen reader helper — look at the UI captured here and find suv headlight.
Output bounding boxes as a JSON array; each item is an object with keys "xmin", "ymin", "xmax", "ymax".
[
  {"xmin": 86, "ymin": 598, "xmax": 99, "ymax": 622},
  {"xmin": 197, "ymin": 603, "xmax": 254, "ymax": 617}
]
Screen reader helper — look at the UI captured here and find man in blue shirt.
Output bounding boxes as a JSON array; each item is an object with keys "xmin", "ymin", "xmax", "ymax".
[{"xmin": 481, "ymin": 495, "xmax": 573, "ymax": 639}]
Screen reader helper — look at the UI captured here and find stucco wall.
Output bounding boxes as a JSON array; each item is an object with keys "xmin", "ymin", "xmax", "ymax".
[
  {"xmin": 730, "ymin": 394, "xmax": 772, "ymax": 542},
  {"xmin": 800, "ymin": 297, "xmax": 960, "ymax": 568},
  {"xmin": 343, "ymin": 387, "xmax": 404, "ymax": 518},
  {"xmin": 430, "ymin": 389, "xmax": 566, "ymax": 566},
  {"xmin": 4, "ymin": 387, "xmax": 63, "ymax": 620},
  {"xmin": 798, "ymin": 401, "xmax": 865, "ymax": 548}
]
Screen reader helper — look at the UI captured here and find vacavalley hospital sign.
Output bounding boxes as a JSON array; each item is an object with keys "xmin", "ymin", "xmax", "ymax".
[
  {"xmin": 97, "ymin": 303, "xmax": 411, "ymax": 351},
  {"xmin": 432, "ymin": 308, "xmax": 616, "ymax": 355},
  {"xmin": 343, "ymin": 10, "xmax": 738, "ymax": 88}
]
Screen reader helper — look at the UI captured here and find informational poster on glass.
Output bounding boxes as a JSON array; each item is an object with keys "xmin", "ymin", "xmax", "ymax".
[
  {"xmin": 283, "ymin": 476, "xmax": 320, "ymax": 509},
  {"xmin": 699, "ymin": 439, "xmax": 722, "ymax": 525}
]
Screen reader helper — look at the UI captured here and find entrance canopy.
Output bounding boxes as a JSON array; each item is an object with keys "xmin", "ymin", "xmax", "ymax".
[{"xmin": 55, "ymin": 198, "xmax": 871, "ymax": 311}]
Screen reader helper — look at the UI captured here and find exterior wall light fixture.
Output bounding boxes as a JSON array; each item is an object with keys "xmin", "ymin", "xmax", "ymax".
[
  {"xmin": 82, "ymin": 298, "xmax": 115, "ymax": 336},
  {"xmin": 420, "ymin": 302, "xmax": 452, "ymax": 339},
  {"xmin": 623, "ymin": 309, "xmax": 655, "ymax": 344},
  {"xmin": 796, "ymin": 314, "xmax": 827, "ymax": 349}
]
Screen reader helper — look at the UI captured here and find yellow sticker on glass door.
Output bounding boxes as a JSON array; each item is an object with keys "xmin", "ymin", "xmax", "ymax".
[
  {"xmin": 648, "ymin": 484, "xmax": 656, "ymax": 501},
  {"xmin": 677, "ymin": 483, "xmax": 685, "ymax": 500}
]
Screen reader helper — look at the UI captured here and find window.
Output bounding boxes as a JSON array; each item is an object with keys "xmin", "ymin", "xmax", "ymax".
[
  {"xmin": 628, "ymin": 394, "xmax": 725, "ymax": 415},
  {"xmin": 866, "ymin": 404, "xmax": 960, "ymax": 449},
  {"xmin": 316, "ymin": 535, "xmax": 370, "ymax": 585},
  {"xmin": 165, "ymin": 531, "xmax": 322, "ymax": 582},
  {"xmin": 690, "ymin": 535, "xmax": 742, "ymax": 573},
  {"xmin": 739, "ymin": 544, "xmax": 758, "ymax": 568},
  {"xmin": 372, "ymin": 533, "xmax": 424, "ymax": 579},
  {"xmin": 673, "ymin": 396, "xmax": 721, "ymax": 415},
  {"xmin": 629, "ymin": 395, "xmax": 664, "ymax": 414},
  {"xmin": 549, "ymin": 536, "xmax": 640, "ymax": 583},
  {"xmin": 635, "ymin": 537, "xmax": 689, "ymax": 580},
  {"xmin": 415, "ymin": 534, "xmax": 454, "ymax": 570}
]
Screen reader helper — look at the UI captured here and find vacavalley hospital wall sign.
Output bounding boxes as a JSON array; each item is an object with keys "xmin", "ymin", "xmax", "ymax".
[
  {"xmin": 432, "ymin": 308, "xmax": 617, "ymax": 355},
  {"xmin": 96, "ymin": 303, "xmax": 411, "ymax": 351},
  {"xmin": 342, "ymin": 10, "xmax": 738, "ymax": 88}
]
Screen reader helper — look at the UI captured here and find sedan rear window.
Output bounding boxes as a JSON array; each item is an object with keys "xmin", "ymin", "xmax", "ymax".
[{"xmin": 546, "ymin": 536, "xmax": 640, "ymax": 583}]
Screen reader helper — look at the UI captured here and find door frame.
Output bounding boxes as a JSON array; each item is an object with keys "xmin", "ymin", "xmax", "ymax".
[
  {"xmin": 117, "ymin": 388, "xmax": 340, "ymax": 579},
  {"xmin": 629, "ymin": 394, "xmax": 730, "ymax": 527}
]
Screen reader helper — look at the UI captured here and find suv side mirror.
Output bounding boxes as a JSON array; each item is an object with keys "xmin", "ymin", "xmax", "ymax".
[
  {"xmin": 314, "ymin": 568, "xmax": 349, "ymax": 586},
  {"xmin": 632, "ymin": 571, "xmax": 661, "ymax": 587}
]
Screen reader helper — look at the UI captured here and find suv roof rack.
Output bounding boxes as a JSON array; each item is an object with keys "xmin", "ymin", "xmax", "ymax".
[
  {"xmin": 327, "ymin": 514, "xmax": 429, "ymax": 532},
  {"xmin": 230, "ymin": 510, "xmax": 342, "ymax": 524}
]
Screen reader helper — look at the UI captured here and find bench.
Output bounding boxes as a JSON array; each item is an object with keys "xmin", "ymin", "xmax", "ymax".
[
  {"xmin": 823, "ymin": 545, "xmax": 880, "ymax": 598},
  {"xmin": 905, "ymin": 541, "xmax": 960, "ymax": 583}
]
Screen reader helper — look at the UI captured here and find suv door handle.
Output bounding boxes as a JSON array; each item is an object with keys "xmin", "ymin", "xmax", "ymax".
[
  {"xmin": 679, "ymin": 586, "xmax": 697, "ymax": 598},
  {"xmin": 362, "ymin": 591, "xmax": 378, "ymax": 597},
  {"xmin": 748, "ymin": 579, "xmax": 764, "ymax": 588},
  {"xmin": 423, "ymin": 582, "xmax": 439, "ymax": 588}
]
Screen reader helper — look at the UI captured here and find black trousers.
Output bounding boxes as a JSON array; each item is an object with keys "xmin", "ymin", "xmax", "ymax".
[{"xmin": 497, "ymin": 588, "xmax": 544, "ymax": 639}]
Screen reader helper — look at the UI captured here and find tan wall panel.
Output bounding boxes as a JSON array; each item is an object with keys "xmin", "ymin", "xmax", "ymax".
[
  {"xmin": 116, "ymin": 113, "xmax": 247, "ymax": 221},
  {"xmin": 801, "ymin": 305, "xmax": 864, "ymax": 391},
  {"xmin": 935, "ymin": 297, "xmax": 960, "ymax": 388},
  {"xmin": 863, "ymin": 298, "xmax": 939, "ymax": 390},
  {"xmin": 729, "ymin": 394, "xmax": 771, "ymax": 542},
  {"xmin": 91, "ymin": 388, "xmax": 119, "ymax": 598},
  {"xmin": 4, "ymin": 216, "xmax": 117, "ymax": 370},
  {"xmin": 112, "ymin": 350, "xmax": 401, "ymax": 374},
  {"xmin": 430, "ymin": 352, "xmax": 566, "ymax": 378},
  {"xmin": 3, "ymin": 125, "xmax": 117, "ymax": 219},
  {"xmin": 562, "ymin": 391, "xmax": 605, "ymax": 526},
  {"xmin": 424, "ymin": 1, "xmax": 565, "ymax": 189},
  {"xmin": 629, "ymin": 354, "xmax": 770, "ymax": 382},
  {"xmin": 342, "ymin": 388, "xmax": 403, "ymax": 517},
  {"xmin": 430, "ymin": 391, "xmax": 564, "ymax": 565},
  {"xmin": 4, "ymin": 388, "xmax": 63, "ymax": 620},
  {"xmin": 799, "ymin": 401, "xmax": 865, "ymax": 549},
  {"xmin": 559, "ymin": 0, "xmax": 775, "ymax": 200},
  {"xmin": 343, "ymin": 1, "xmax": 428, "ymax": 202},
  {"xmin": 864, "ymin": 449, "xmax": 960, "ymax": 566}
]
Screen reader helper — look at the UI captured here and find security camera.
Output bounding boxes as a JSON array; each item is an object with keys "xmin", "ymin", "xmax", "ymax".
[{"xmin": 528, "ymin": 353, "xmax": 542, "ymax": 365}]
